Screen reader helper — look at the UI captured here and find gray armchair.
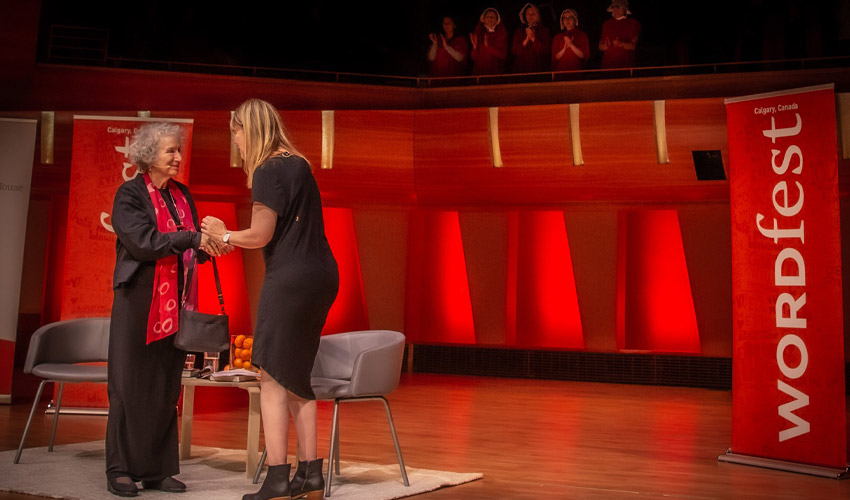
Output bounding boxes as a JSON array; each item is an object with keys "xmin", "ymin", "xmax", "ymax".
[
  {"xmin": 13, "ymin": 317, "xmax": 110, "ymax": 464},
  {"xmin": 312, "ymin": 329, "xmax": 409, "ymax": 496},
  {"xmin": 253, "ymin": 330, "xmax": 409, "ymax": 497}
]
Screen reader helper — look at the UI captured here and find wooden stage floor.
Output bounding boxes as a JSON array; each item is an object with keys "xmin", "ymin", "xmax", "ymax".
[{"xmin": 2, "ymin": 373, "xmax": 849, "ymax": 499}]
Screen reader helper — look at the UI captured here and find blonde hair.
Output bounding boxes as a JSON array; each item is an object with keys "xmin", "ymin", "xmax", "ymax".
[{"xmin": 231, "ymin": 98, "xmax": 307, "ymax": 188}]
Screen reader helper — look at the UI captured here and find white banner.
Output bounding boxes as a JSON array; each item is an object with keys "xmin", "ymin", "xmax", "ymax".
[{"xmin": 0, "ymin": 118, "xmax": 37, "ymax": 402}]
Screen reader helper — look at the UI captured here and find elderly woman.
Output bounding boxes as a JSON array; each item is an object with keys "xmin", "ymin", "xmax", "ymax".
[
  {"xmin": 511, "ymin": 3, "xmax": 551, "ymax": 73},
  {"xmin": 552, "ymin": 9, "xmax": 589, "ymax": 71},
  {"xmin": 106, "ymin": 122, "xmax": 225, "ymax": 497},
  {"xmin": 470, "ymin": 7, "xmax": 508, "ymax": 75},
  {"xmin": 202, "ymin": 99, "xmax": 338, "ymax": 500}
]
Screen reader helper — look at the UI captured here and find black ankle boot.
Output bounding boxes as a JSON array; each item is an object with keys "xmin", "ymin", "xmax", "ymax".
[
  {"xmin": 290, "ymin": 459, "xmax": 324, "ymax": 497},
  {"xmin": 242, "ymin": 463, "xmax": 291, "ymax": 500}
]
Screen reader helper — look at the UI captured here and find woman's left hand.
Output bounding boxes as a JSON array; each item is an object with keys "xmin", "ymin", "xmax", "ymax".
[{"xmin": 200, "ymin": 232, "xmax": 222, "ymax": 257}]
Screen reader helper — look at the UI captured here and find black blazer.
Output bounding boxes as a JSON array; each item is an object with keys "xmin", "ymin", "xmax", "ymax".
[{"xmin": 111, "ymin": 175, "xmax": 205, "ymax": 288}]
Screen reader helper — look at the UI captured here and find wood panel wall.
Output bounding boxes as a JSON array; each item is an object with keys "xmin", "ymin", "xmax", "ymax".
[{"xmin": 7, "ymin": 89, "xmax": 850, "ymax": 362}]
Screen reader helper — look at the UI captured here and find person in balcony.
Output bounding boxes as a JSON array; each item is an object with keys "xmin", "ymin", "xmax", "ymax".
[
  {"xmin": 511, "ymin": 3, "xmax": 551, "ymax": 73},
  {"xmin": 552, "ymin": 8, "xmax": 589, "ymax": 71},
  {"xmin": 427, "ymin": 15, "xmax": 469, "ymax": 77},
  {"xmin": 470, "ymin": 7, "xmax": 508, "ymax": 75},
  {"xmin": 599, "ymin": 0, "xmax": 641, "ymax": 69}
]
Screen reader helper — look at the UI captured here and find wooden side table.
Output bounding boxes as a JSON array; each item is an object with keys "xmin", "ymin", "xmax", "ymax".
[{"xmin": 180, "ymin": 377, "xmax": 261, "ymax": 478}]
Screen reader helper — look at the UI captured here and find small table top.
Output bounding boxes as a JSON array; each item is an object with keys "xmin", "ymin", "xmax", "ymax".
[{"xmin": 181, "ymin": 376, "xmax": 259, "ymax": 389}]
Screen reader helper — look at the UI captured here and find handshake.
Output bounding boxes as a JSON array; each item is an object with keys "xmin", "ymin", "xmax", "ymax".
[{"xmin": 198, "ymin": 215, "xmax": 233, "ymax": 258}]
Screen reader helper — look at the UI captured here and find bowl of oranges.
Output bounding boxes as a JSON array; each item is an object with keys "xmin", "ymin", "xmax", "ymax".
[{"xmin": 226, "ymin": 334, "xmax": 258, "ymax": 372}]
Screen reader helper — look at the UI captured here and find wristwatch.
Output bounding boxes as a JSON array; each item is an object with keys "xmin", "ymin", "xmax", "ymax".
[{"xmin": 222, "ymin": 232, "xmax": 231, "ymax": 244}]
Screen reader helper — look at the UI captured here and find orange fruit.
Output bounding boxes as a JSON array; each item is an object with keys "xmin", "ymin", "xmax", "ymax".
[
  {"xmin": 234, "ymin": 348, "xmax": 243, "ymax": 359},
  {"xmin": 243, "ymin": 361, "xmax": 252, "ymax": 371},
  {"xmin": 234, "ymin": 335, "xmax": 246, "ymax": 348},
  {"xmin": 233, "ymin": 358, "xmax": 244, "ymax": 368},
  {"xmin": 241, "ymin": 348, "xmax": 252, "ymax": 361},
  {"xmin": 243, "ymin": 337, "xmax": 254, "ymax": 348},
  {"xmin": 223, "ymin": 364, "xmax": 231, "ymax": 371}
]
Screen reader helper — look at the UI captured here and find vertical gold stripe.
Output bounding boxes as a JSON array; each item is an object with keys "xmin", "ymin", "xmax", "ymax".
[
  {"xmin": 137, "ymin": 111, "xmax": 151, "ymax": 118},
  {"xmin": 321, "ymin": 110, "xmax": 335, "ymax": 170},
  {"xmin": 40, "ymin": 111, "xmax": 54, "ymax": 165},
  {"xmin": 488, "ymin": 107, "xmax": 503, "ymax": 168},
  {"xmin": 568, "ymin": 104, "xmax": 583, "ymax": 166},
  {"xmin": 654, "ymin": 100, "xmax": 670, "ymax": 164},
  {"xmin": 839, "ymin": 93, "xmax": 850, "ymax": 160},
  {"xmin": 230, "ymin": 111, "xmax": 240, "ymax": 167}
]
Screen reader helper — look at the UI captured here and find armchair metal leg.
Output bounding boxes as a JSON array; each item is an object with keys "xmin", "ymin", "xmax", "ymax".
[
  {"xmin": 323, "ymin": 396, "xmax": 408, "ymax": 495},
  {"xmin": 14, "ymin": 380, "xmax": 48, "ymax": 464},
  {"xmin": 380, "ymin": 396, "xmax": 409, "ymax": 486},
  {"xmin": 253, "ymin": 448, "xmax": 267, "ymax": 484},
  {"xmin": 325, "ymin": 400, "xmax": 340, "ymax": 497},
  {"xmin": 334, "ymin": 415, "xmax": 340, "ymax": 475},
  {"xmin": 48, "ymin": 382, "xmax": 64, "ymax": 452}
]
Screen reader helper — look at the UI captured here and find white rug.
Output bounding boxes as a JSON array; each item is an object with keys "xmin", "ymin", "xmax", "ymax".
[{"xmin": 1, "ymin": 441, "xmax": 481, "ymax": 500}]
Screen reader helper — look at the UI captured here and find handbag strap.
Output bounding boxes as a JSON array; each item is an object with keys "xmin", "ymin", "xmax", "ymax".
[
  {"xmin": 210, "ymin": 257, "xmax": 226, "ymax": 314},
  {"xmin": 182, "ymin": 256, "xmax": 226, "ymax": 315}
]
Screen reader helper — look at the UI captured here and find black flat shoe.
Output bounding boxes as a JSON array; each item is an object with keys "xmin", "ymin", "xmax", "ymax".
[
  {"xmin": 107, "ymin": 477, "xmax": 139, "ymax": 497},
  {"xmin": 141, "ymin": 476, "xmax": 187, "ymax": 493}
]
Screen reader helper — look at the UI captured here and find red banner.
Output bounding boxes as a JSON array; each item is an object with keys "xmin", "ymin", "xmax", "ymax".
[
  {"xmin": 63, "ymin": 116, "xmax": 193, "ymax": 319},
  {"xmin": 59, "ymin": 116, "xmax": 193, "ymax": 408},
  {"xmin": 725, "ymin": 85, "xmax": 846, "ymax": 470}
]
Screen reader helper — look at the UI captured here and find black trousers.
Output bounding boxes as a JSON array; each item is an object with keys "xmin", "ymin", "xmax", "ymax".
[{"xmin": 106, "ymin": 282, "xmax": 184, "ymax": 481}]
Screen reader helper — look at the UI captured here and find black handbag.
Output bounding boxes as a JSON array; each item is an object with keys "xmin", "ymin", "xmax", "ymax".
[{"xmin": 174, "ymin": 257, "xmax": 230, "ymax": 353}]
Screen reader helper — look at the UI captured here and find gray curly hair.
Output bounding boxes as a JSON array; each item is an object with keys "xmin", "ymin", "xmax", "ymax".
[{"xmin": 129, "ymin": 122, "xmax": 183, "ymax": 173}]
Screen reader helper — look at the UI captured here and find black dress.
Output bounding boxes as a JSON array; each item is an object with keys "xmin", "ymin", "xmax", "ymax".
[
  {"xmin": 106, "ymin": 175, "xmax": 203, "ymax": 481},
  {"xmin": 251, "ymin": 155, "xmax": 339, "ymax": 399}
]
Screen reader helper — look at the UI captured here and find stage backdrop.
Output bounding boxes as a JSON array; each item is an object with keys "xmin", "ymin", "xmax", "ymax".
[
  {"xmin": 0, "ymin": 118, "xmax": 37, "ymax": 403},
  {"xmin": 724, "ymin": 84, "xmax": 847, "ymax": 472},
  {"xmin": 62, "ymin": 116, "xmax": 193, "ymax": 318},
  {"xmin": 60, "ymin": 116, "xmax": 193, "ymax": 407}
]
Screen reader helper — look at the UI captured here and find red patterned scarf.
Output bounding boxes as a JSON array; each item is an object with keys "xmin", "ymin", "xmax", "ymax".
[{"xmin": 142, "ymin": 173, "xmax": 198, "ymax": 344}]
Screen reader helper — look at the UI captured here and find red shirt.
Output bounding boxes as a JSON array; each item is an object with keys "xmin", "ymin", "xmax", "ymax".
[
  {"xmin": 429, "ymin": 35, "xmax": 469, "ymax": 77},
  {"xmin": 551, "ymin": 28, "xmax": 589, "ymax": 71},
  {"xmin": 511, "ymin": 25, "xmax": 551, "ymax": 73},
  {"xmin": 471, "ymin": 23, "xmax": 508, "ymax": 75},
  {"xmin": 600, "ymin": 17, "xmax": 641, "ymax": 69}
]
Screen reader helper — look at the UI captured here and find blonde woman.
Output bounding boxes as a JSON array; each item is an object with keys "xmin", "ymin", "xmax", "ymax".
[{"xmin": 202, "ymin": 99, "xmax": 339, "ymax": 500}]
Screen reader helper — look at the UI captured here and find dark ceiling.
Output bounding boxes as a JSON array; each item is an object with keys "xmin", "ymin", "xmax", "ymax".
[{"xmin": 37, "ymin": 0, "xmax": 849, "ymax": 77}]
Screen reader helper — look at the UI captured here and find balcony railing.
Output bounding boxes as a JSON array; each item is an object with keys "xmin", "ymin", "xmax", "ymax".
[{"xmin": 45, "ymin": 25, "xmax": 850, "ymax": 88}]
